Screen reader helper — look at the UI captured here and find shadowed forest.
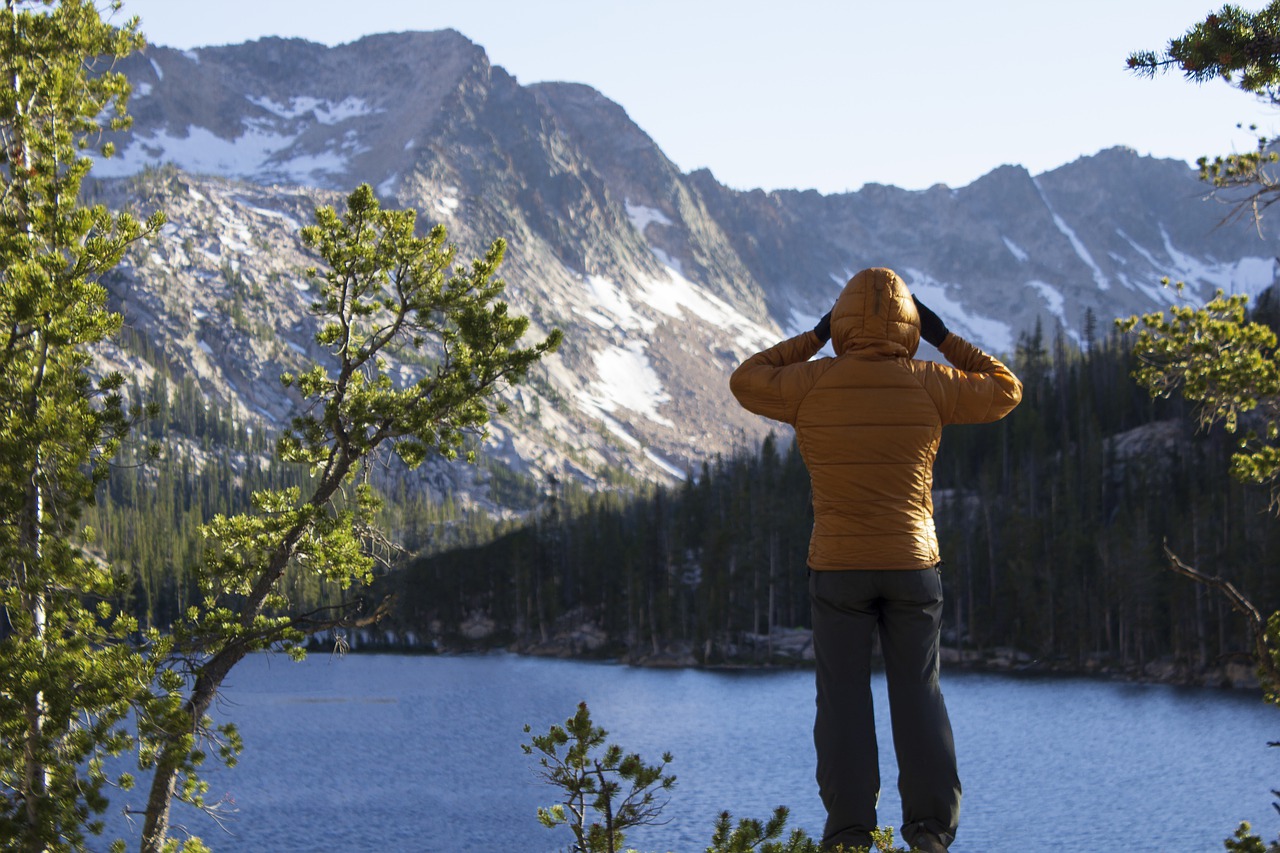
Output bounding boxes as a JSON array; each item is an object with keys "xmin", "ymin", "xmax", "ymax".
[{"xmin": 90, "ymin": 319, "xmax": 1280, "ymax": 679}]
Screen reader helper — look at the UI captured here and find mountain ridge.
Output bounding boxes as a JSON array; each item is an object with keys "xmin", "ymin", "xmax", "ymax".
[{"xmin": 90, "ymin": 30, "xmax": 1280, "ymax": 509}]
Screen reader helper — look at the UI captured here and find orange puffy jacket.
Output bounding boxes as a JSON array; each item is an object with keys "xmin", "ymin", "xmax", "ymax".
[{"xmin": 729, "ymin": 268, "xmax": 1023, "ymax": 571}]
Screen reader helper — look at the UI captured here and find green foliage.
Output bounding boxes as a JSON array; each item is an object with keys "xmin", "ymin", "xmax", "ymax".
[
  {"xmin": 1128, "ymin": 3, "xmax": 1280, "ymax": 221},
  {"xmin": 1119, "ymin": 288, "xmax": 1280, "ymax": 489},
  {"xmin": 524, "ymin": 702, "xmax": 676, "ymax": 853},
  {"xmin": 1119, "ymin": 286, "xmax": 1280, "ymax": 701},
  {"xmin": 1128, "ymin": 3, "xmax": 1280, "ymax": 98},
  {"xmin": 1130, "ymin": 9, "xmax": 1280, "ymax": 845},
  {"xmin": 0, "ymin": 1, "xmax": 166, "ymax": 849},
  {"xmin": 524, "ymin": 706, "xmax": 912, "ymax": 853},
  {"xmin": 1225, "ymin": 820, "xmax": 1280, "ymax": 852},
  {"xmin": 705, "ymin": 810, "xmax": 904, "ymax": 853},
  {"xmin": 1120, "ymin": 286, "xmax": 1280, "ymax": 848},
  {"xmin": 706, "ymin": 808, "xmax": 825, "ymax": 853},
  {"xmin": 135, "ymin": 184, "xmax": 560, "ymax": 852},
  {"xmin": 287, "ymin": 183, "xmax": 562, "ymax": 470}
]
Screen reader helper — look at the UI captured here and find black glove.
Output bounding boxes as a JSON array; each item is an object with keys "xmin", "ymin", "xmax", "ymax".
[
  {"xmin": 813, "ymin": 311, "xmax": 832, "ymax": 344},
  {"xmin": 913, "ymin": 296, "xmax": 949, "ymax": 348}
]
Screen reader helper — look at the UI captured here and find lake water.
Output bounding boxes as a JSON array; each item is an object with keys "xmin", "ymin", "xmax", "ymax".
[{"xmin": 99, "ymin": 652, "xmax": 1279, "ymax": 853}]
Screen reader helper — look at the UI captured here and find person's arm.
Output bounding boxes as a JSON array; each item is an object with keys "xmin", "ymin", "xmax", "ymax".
[
  {"xmin": 729, "ymin": 315, "xmax": 830, "ymax": 424},
  {"xmin": 936, "ymin": 334, "xmax": 1023, "ymax": 423},
  {"xmin": 914, "ymin": 296, "xmax": 1022, "ymax": 424}
]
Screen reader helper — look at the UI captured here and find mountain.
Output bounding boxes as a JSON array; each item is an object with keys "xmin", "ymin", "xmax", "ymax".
[{"xmin": 89, "ymin": 30, "xmax": 1280, "ymax": 508}]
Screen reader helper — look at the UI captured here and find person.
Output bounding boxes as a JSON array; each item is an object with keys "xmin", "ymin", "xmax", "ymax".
[{"xmin": 728, "ymin": 267, "xmax": 1022, "ymax": 852}]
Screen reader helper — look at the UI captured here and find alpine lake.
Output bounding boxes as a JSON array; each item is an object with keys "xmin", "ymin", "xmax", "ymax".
[{"xmin": 97, "ymin": 652, "xmax": 1278, "ymax": 853}]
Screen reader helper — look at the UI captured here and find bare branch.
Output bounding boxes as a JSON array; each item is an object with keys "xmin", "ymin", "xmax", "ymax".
[
  {"xmin": 289, "ymin": 593, "xmax": 396, "ymax": 637},
  {"xmin": 1161, "ymin": 539, "xmax": 1280, "ymax": 688}
]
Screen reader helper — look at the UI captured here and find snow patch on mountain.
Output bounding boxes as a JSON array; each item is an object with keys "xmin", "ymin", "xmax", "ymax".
[
  {"xmin": 1003, "ymin": 236, "xmax": 1029, "ymax": 263},
  {"xmin": 1025, "ymin": 280, "xmax": 1066, "ymax": 322},
  {"xmin": 644, "ymin": 448, "xmax": 685, "ymax": 479},
  {"xmin": 580, "ymin": 340, "xmax": 673, "ymax": 428},
  {"xmin": 91, "ymin": 119, "xmax": 365, "ymax": 185},
  {"xmin": 91, "ymin": 125, "xmax": 287, "ymax": 178},
  {"xmin": 270, "ymin": 147, "xmax": 351, "ymax": 185},
  {"xmin": 434, "ymin": 190, "xmax": 460, "ymax": 218},
  {"xmin": 1113, "ymin": 226, "xmax": 1275, "ymax": 304},
  {"xmin": 1114, "ymin": 272, "xmax": 1171, "ymax": 305},
  {"xmin": 905, "ymin": 269, "xmax": 1015, "ymax": 355},
  {"xmin": 1115, "ymin": 228, "xmax": 1162, "ymax": 272},
  {"xmin": 247, "ymin": 95, "xmax": 379, "ymax": 125},
  {"xmin": 625, "ymin": 200, "xmax": 672, "ymax": 234},
  {"xmin": 1113, "ymin": 229, "xmax": 1178, "ymax": 302},
  {"xmin": 650, "ymin": 246, "xmax": 684, "ymax": 276},
  {"xmin": 575, "ymin": 262, "xmax": 777, "ymax": 357},
  {"xmin": 577, "ymin": 275, "xmax": 655, "ymax": 333},
  {"xmin": 1033, "ymin": 177, "xmax": 1109, "ymax": 292},
  {"xmin": 1159, "ymin": 224, "xmax": 1276, "ymax": 300},
  {"xmin": 636, "ymin": 264, "xmax": 777, "ymax": 353},
  {"xmin": 1024, "ymin": 280, "xmax": 1082, "ymax": 345},
  {"xmin": 597, "ymin": 411, "xmax": 641, "ymax": 448}
]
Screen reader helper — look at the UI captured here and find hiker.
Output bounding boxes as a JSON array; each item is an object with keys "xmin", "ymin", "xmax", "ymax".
[{"xmin": 728, "ymin": 267, "xmax": 1022, "ymax": 852}]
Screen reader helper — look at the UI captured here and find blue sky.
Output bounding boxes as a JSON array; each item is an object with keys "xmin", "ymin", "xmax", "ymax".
[{"xmin": 112, "ymin": 0, "xmax": 1274, "ymax": 194}]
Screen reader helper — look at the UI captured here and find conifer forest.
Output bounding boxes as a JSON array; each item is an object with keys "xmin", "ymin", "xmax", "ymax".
[{"xmin": 92, "ymin": 320, "xmax": 1280, "ymax": 678}]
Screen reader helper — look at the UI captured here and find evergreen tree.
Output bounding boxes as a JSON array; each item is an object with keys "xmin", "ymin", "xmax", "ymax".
[
  {"xmin": 0, "ymin": 2, "xmax": 164, "ymax": 850},
  {"xmin": 523, "ymin": 702, "xmax": 676, "ymax": 853},
  {"xmin": 1126, "ymin": 0, "xmax": 1280, "ymax": 696},
  {"xmin": 389, "ymin": 327, "xmax": 1277, "ymax": 679},
  {"xmin": 1129, "ymin": 1, "xmax": 1280, "ymax": 223},
  {"xmin": 1129, "ymin": 5, "xmax": 1280, "ymax": 847},
  {"xmin": 134, "ymin": 184, "xmax": 560, "ymax": 853},
  {"xmin": 1118, "ymin": 292, "xmax": 1280, "ymax": 686}
]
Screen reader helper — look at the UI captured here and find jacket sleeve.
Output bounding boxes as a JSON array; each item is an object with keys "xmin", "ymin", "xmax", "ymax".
[
  {"xmin": 729, "ymin": 331, "xmax": 827, "ymax": 425},
  {"xmin": 926, "ymin": 333, "xmax": 1023, "ymax": 425}
]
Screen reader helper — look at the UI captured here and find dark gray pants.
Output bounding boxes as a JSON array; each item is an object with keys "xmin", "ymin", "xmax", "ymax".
[{"xmin": 810, "ymin": 567, "xmax": 961, "ymax": 851}]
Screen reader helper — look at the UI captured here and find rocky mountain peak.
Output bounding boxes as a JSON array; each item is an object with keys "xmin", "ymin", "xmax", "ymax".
[
  {"xmin": 90, "ymin": 32, "xmax": 1280, "ymax": 509},
  {"xmin": 107, "ymin": 29, "xmax": 489, "ymax": 191}
]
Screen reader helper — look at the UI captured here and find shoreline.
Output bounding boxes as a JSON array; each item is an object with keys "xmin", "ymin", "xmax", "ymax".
[{"xmin": 313, "ymin": 628, "xmax": 1263, "ymax": 694}]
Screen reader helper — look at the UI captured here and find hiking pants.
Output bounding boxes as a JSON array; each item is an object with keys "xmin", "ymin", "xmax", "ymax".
[{"xmin": 809, "ymin": 567, "xmax": 961, "ymax": 851}]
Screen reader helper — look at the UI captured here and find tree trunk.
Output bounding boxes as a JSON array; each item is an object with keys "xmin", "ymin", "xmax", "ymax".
[
  {"xmin": 140, "ymin": 644, "xmax": 249, "ymax": 853},
  {"xmin": 9, "ymin": 7, "xmax": 49, "ymax": 833},
  {"xmin": 141, "ymin": 465, "xmax": 347, "ymax": 851},
  {"xmin": 20, "ymin": 473, "xmax": 47, "ymax": 832}
]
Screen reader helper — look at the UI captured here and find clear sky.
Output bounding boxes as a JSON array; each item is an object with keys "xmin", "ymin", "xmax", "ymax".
[{"xmin": 111, "ymin": 0, "xmax": 1275, "ymax": 194}]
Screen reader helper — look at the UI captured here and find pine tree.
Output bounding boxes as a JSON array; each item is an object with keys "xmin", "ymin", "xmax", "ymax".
[
  {"xmin": 1128, "ymin": 1, "xmax": 1280, "ymax": 223},
  {"xmin": 0, "ymin": 2, "xmax": 164, "ymax": 849},
  {"xmin": 134, "ymin": 184, "xmax": 560, "ymax": 852},
  {"xmin": 1128, "ymin": 8, "xmax": 1280, "ymax": 846},
  {"xmin": 1119, "ymin": 292, "xmax": 1280, "ymax": 688},
  {"xmin": 523, "ymin": 702, "xmax": 676, "ymax": 853}
]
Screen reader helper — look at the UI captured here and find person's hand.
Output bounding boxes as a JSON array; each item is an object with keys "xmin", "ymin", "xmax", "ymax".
[
  {"xmin": 913, "ymin": 296, "xmax": 949, "ymax": 347},
  {"xmin": 813, "ymin": 310, "xmax": 832, "ymax": 344}
]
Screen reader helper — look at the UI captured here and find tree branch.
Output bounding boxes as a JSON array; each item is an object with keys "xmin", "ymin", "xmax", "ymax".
[
  {"xmin": 1162, "ymin": 538, "xmax": 1280, "ymax": 688},
  {"xmin": 289, "ymin": 593, "xmax": 396, "ymax": 637}
]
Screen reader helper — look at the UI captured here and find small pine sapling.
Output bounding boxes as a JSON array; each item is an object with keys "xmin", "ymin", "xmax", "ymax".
[
  {"xmin": 707, "ymin": 807, "xmax": 905, "ymax": 853},
  {"xmin": 523, "ymin": 702, "xmax": 676, "ymax": 853},
  {"xmin": 706, "ymin": 807, "xmax": 822, "ymax": 853}
]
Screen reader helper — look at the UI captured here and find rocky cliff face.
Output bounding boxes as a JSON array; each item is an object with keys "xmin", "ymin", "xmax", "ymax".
[{"xmin": 90, "ymin": 30, "xmax": 1280, "ymax": 509}]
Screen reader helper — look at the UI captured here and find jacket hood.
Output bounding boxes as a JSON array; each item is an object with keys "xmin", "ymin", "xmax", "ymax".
[{"xmin": 830, "ymin": 267, "xmax": 920, "ymax": 358}]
